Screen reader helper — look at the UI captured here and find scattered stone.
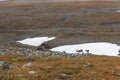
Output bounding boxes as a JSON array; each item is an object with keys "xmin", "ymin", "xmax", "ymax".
[
  {"xmin": 16, "ymin": 74, "xmax": 24, "ymax": 77},
  {"xmin": 9, "ymin": 65, "xmax": 19, "ymax": 69},
  {"xmin": 60, "ymin": 73, "xmax": 68, "ymax": 77},
  {"xmin": 22, "ymin": 62, "xmax": 33, "ymax": 68},
  {"xmin": 0, "ymin": 43, "xmax": 93, "ymax": 58},
  {"xmin": 0, "ymin": 61, "xmax": 9, "ymax": 70},
  {"xmin": 29, "ymin": 71, "xmax": 36, "ymax": 74},
  {"xmin": 11, "ymin": 58, "xmax": 17, "ymax": 62},
  {"xmin": 84, "ymin": 63, "xmax": 94, "ymax": 67},
  {"xmin": 37, "ymin": 43, "xmax": 50, "ymax": 51}
]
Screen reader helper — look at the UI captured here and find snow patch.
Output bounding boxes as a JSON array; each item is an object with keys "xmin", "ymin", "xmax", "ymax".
[
  {"xmin": 51, "ymin": 42, "xmax": 120, "ymax": 56},
  {"xmin": 17, "ymin": 37, "xmax": 120, "ymax": 56},
  {"xmin": 17, "ymin": 37, "xmax": 55, "ymax": 46}
]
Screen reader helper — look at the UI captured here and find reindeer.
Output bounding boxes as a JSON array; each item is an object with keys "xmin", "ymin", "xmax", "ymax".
[
  {"xmin": 85, "ymin": 49, "xmax": 92, "ymax": 57},
  {"xmin": 62, "ymin": 51, "xmax": 67, "ymax": 58},
  {"xmin": 76, "ymin": 49, "xmax": 84, "ymax": 54},
  {"xmin": 118, "ymin": 49, "xmax": 120, "ymax": 56},
  {"xmin": 85, "ymin": 49, "xmax": 90, "ymax": 54}
]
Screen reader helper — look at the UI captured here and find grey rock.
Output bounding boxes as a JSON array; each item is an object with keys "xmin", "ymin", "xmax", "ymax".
[
  {"xmin": 16, "ymin": 74, "xmax": 24, "ymax": 77},
  {"xmin": 37, "ymin": 43, "xmax": 50, "ymax": 51},
  {"xmin": 60, "ymin": 73, "xmax": 68, "ymax": 77},
  {"xmin": 29, "ymin": 71, "xmax": 36, "ymax": 74},
  {"xmin": 84, "ymin": 63, "xmax": 94, "ymax": 67},
  {"xmin": 0, "ymin": 61, "xmax": 9, "ymax": 70},
  {"xmin": 9, "ymin": 65, "xmax": 19, "ymax": 69},
  {"xmin": 22, "ymin": 62, "xmax": 33, "ymax": 68}
]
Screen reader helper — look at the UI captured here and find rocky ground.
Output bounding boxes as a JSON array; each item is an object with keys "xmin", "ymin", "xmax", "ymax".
[
  {"xmin": 0, "ymin": 0, "xmax": 120, "ymax": 79},
  {"xmin": 0, "ymin": 54, "xmax": 120, "ymax": 80}
]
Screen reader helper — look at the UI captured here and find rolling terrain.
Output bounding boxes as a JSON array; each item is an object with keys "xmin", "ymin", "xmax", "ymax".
[
  {"xmin": 0, "ymin": 1, "xmax": 120, "ymax": 49},
  {"xmin": 0, "ymin": 0, "xmax": 120, "ymax": 80}
]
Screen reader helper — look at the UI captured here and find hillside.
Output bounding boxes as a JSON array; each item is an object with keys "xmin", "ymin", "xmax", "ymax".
[
  {"xmin": 0, "ymin": 1, "xmax": 120, "ymax": 79},
  {"xmin": 0, "ymin": 54, "xmax": 120, "ymax": 80},
  {"xmin": 0, "ymin": 1, "xmax": 120, "ymax": 48}
]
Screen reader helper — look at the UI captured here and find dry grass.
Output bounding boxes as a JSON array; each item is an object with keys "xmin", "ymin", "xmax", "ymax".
[
  {"xmin": 0, "ymin": 54, "xmax": 120, "ymax": 80},
  {"xmin": 0, "ymin": 2, "xmax": 120, "ymax": 79},
  {"xmin": 0, "ymin": 1, "xmax": 120, "ymax": 48}
]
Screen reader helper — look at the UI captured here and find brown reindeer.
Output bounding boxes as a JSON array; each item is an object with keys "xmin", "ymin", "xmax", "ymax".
[{"xmin": 118, "ymin": 49, "xmax": 120, "ymax": 56}]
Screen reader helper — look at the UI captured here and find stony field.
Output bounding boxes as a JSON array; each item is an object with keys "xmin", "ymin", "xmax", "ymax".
[
  {"xmin": 0, "ymin": 54, "xmax": 120, "ymax": 80},
  {"xmin": 0, "ymin": 1, "xmax": 120, "ymax": 79}
]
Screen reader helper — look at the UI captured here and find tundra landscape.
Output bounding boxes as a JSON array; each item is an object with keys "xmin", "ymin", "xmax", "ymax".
[{"xmin": 0, "ymin": 0, "xmax": 120, "ymax": 80}]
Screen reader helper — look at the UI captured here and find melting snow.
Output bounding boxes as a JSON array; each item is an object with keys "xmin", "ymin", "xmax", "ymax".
[
  {"xmin": 51, "ymin": 42, "xmax": 120, "ymax": 56},
  {"xmin": 17, "ymin": 37, "xmax": 55, "ymax": 46},
  {"xmin": 17, "ymin": 37, "xmax": 120, "ymax": 56}
]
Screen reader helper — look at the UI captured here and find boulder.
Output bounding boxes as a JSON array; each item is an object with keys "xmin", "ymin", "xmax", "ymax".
[
  {"xmin": 22, "ymin": 62, "xmax": 33, "ymax": 68},
  {"xmin": 37, "ymin": 43, "xmax": 50, "ymax": 51},
  {"xmin": 84, "ymin": 63, "xmax": 94, "ymax": 67},
  {"xmin": 9, "ymin": 65, "xmax": 19, "ymax": 69},
  {"xmin": 29, "ymin": 71, "xmax": 36, "ymax": 74},
  {"xmin": 60, "ymin": 73, "xmax": 68, "ymax": 79},
  {"xmin": 0, "ymin": 61, "xmax": 9, "ymax": 70}
]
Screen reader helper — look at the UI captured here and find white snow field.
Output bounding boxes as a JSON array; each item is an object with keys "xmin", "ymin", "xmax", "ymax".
[
  {"xmin": 17, "ymin": 37, "xmax": 120, "ymax": 56},
  {"xmin": 51, "ymin": 42, "xmax": 120, "ymax": 56},
  {"xmin": 17, "ymin": 37, "xmax": 55, "ymax": 46}
]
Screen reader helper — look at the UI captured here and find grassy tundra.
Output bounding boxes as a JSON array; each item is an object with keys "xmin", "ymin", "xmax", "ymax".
[
  {"xmin": 0, "ymin": 1, "xmax": 120, "ymax": 80},
  {"xmin": 0, "ymin": 54, "xmax": 120, "ymax": 80}
]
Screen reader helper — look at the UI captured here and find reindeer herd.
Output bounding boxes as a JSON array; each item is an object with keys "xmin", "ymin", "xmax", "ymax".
[
  {"xmin": 76, "ymin": 49, "xmax": 120, "ymax": 56},
  {"xmin": 76, "ymin": 49, "xmax": 90, "ymax": 54},
  {"xmin": 24, "ymin": 48, "xmax": 120, "ymax": 57},
  {"xmin": 74, "ymin": 49, "xmax": 91, "ymax": 57}
]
